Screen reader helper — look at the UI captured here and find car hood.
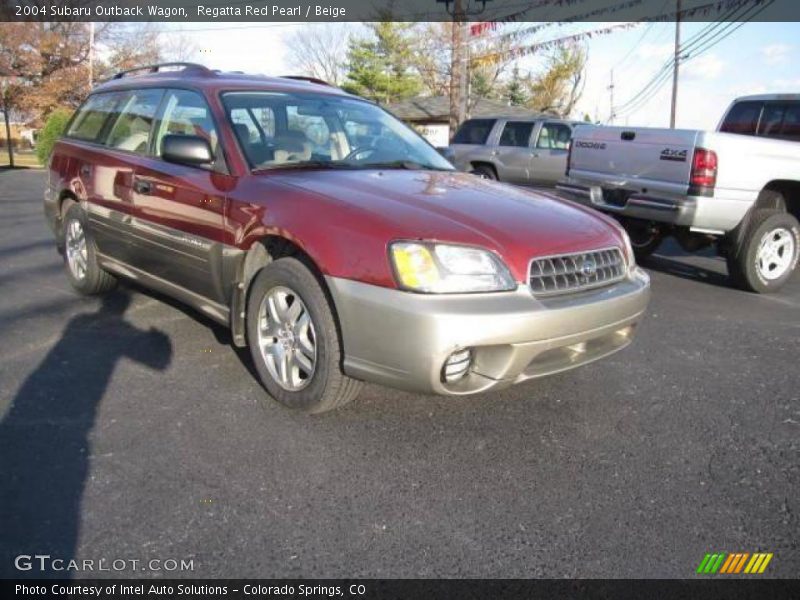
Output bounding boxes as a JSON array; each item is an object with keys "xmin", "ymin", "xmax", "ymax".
[{"xmin": 268, "ymin": 169, "xmax": 624, "ymax": 279}]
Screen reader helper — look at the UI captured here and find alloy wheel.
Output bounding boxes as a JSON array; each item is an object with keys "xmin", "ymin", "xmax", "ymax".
[
  {"xmin": 256, "ymin": 286, "xmax": 317, "ymax": 391},
  {"xmin": 755, "ymin": 227, "xmax": 795, "ymax": 281},
  {"xmin": 65, "ymin": 218, "xmax": 88, "ymax": 281}
]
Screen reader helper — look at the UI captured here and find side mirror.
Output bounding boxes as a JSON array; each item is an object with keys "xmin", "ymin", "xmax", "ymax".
[
  {"xmin": 161, "ymin": 134, "xmax": 214, "ymax": 167},
  {"xmin": 437, "ymin": 146, "xmax": 455, "ymax": 163}
]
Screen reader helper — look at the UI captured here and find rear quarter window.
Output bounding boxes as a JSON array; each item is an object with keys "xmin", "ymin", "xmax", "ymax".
[
  {"xmin": 779, "ymin": 102, "xmax": 800, "ymax": 141},
  {"xmin": 451, "ymin": 119, "xmax": 496, "ymax": 145},
  {"xmin": 719, "ymin": 101, "xmax": 763, "ymax": 136},
  {"xmin": 66, "ymin": 93, "xmax": 120, "ymax": 142}
]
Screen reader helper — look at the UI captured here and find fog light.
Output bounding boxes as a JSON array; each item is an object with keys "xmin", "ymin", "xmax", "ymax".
[{"xmin": 442, "ymin": 348, "xmax": 472, "ymax": 383}]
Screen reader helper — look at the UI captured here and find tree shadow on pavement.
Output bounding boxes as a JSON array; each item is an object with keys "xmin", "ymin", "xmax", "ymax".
[{"xmin": 0, "ymin": 292, "xmax": 172, "ymax": 578}]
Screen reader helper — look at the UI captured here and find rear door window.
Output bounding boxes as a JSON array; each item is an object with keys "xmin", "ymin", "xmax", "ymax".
[
  {"xmin": 105, "ymin": 89, "xmax": 164, "ymax": 154},
  {"xmin": 451, "ymin": 119, "xmax": 496, "ymax": 145},
  {"xmin": 66, "ymin": 93, "xmax": 120, "ymax": 142},
  {"xmin": 719, "ymin": 101, "xmax": 763, "ymax": 136},
  {"xmin": 498, "ymin": 121, "xmax": 535, "ymax": 147}
]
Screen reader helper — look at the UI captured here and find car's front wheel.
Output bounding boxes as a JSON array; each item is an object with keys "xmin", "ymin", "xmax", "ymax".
[{"xmin": 246, "ymin": 257, "xmax": 362, "ymax": 413}]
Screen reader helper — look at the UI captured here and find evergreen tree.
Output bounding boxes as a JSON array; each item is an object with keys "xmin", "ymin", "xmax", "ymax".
[
  {"xmin": 505, "ymin": 65, "xmax": 527, "ymax": 106},
  {"xmin": 342, "ymin": 23, "xmax": 421, "ymax": 104}
]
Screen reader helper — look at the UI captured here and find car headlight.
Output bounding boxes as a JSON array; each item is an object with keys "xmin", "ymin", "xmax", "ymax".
[{"xmin": 390, "ymin": 241, "xmax": 516, "ymax": 293}]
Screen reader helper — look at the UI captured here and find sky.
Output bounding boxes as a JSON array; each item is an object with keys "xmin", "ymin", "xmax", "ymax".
[{"xmin": 162, "ymin": 20, "xmax": 799, "ymax": 131}]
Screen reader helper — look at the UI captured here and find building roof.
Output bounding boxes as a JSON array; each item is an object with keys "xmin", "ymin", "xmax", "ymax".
[{"xmin": 385, "ymin": 96, "xmax": 549, "ymax": 122}]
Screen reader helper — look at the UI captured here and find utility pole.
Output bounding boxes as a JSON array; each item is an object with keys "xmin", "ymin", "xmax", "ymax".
[
  {"xmin": 607, "ymin": 70, "xmax": 615, "ymax": 124},
  {"xmin": 88, "ymin": 22, "xmax": 95, "ymax": 88},
  {"xmin": 449, "ymin": 0, "xmax": 466, "ymax": 137},
  {"xmin": 670, "ymin": 0, "xmax": 682, "ymax": 129}
]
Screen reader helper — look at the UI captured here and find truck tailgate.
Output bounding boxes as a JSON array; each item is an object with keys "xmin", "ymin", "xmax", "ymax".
[{"xmin": 570, "ymin": 125, "xmax": 701, "ymax": 190}]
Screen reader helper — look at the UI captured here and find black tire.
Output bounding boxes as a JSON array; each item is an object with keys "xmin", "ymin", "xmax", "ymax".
[
  {"xmin": 246, "ymin": 257, "xmax": 362, "ymax": 414},
  {"xmin": 471, "ymin": 164, "xmax": 497, "ymax": 180},
  {"xmin": 726, "ymin": 209, "xmax": 800, "ymax": 293},
  {"xmin": 61, "ymin": 203, "xmax": 117, "ymax": 295},
  {"xmin": 624, "ymin": 219, "xmax": 663, "ymax": 260}
]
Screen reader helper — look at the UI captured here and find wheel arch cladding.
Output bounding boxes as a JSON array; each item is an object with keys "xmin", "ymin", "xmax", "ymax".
[{"xmin": 230, "ymin": 235, "xmax": 332, "ymax": 348}]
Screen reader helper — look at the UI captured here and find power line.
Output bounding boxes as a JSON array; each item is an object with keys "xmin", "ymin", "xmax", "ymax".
[
  {"xmin": 614, "ymin": 1, "xmax": 757, "ymax": 114},
  {"xmin": 614, "ymin": 0, "xmax": 773, "ymax": 120}
]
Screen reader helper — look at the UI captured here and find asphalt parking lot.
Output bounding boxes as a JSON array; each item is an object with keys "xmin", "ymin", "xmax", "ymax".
[{"xmin": 0, "ymin": 168, "xmax": 798, "ymax": 579}]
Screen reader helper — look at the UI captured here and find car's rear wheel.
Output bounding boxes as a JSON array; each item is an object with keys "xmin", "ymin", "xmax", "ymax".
[
  {"xmin": 471, "ymin": 164, "xmax": 497, "ymax": 180},
  {"xmin": 246, "ymin": 257, "xmax": 362, "ymax": 413},
  {"xmin": 62, "ymin": 203, "xmax": 117, "ymax": 295},
  {"xmin": 727, "ymin": 209, "xmax": 799, "ymax": 293}
]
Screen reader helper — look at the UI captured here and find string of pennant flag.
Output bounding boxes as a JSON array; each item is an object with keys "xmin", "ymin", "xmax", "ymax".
[{"xmin": 468, "ymin": 0, "xmax": 770, "ymax": 67}]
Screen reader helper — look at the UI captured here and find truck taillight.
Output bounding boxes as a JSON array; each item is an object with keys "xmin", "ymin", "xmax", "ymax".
[
  {"xmin": 689, "ymin": 148, "xmax": 717, "ymax": 195},
  {"xmin": 565, "ymin": 139, "xmax": 573, "ymax": 176}
]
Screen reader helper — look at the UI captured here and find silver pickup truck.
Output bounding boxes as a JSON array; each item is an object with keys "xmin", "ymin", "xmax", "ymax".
[
  {"xmin": 558, "ymin": 94, "xmax": 800, "ymax": 293},
  {"xmin": 449, "ymin": 116, "xmax": 577, "ymax": 185}
]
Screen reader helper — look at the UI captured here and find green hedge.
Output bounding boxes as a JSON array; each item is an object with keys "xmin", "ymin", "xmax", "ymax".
[{"xmin": 36, "ymin": 109, "xmax": 73, "ymax": 165}]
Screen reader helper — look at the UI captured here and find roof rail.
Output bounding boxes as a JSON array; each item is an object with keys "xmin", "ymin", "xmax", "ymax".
[
  {"xmin": 280, "ymin": 75, "xmax": 332, "ymax": 87},
  {"xmin": 110, "ymin": 62, "xmax": 212, "ymax": 81}
]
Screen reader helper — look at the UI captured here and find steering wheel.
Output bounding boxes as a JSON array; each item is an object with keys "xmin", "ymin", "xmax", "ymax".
[{"xmin": 343, "ymin": 146, "xmax": 376, "ymax": 162}]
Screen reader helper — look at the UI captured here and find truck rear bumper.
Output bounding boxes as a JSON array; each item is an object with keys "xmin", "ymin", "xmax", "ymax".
[
  {"xmin": 557, "ymin": 182, "xmax": 698, "ymax": 225},
  {"xmin": 556, "ymin": 181, "xmax": 751, "ymax": 233},
  {"xmin": 326, "ymin": 269, "xmax": 650, "ymax": 396}
]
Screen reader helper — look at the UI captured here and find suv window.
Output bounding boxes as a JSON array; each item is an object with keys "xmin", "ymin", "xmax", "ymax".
[
  {"xmin": 154, "ymin": 89, "xmax": 219, "ymax": 158},
  {"xmin": 66, "ymin": 93, "xmax": 120, "ymax": 142},
  {"xmin": 451, "ymin": 119, "xmax": 496, "ymax": 145},
  {"xmin": 537, "ymin": 123, "xmax": 572, "ymax": 150},
  {"xmin": 719, "ymin": 101, "xmax": 763, "ymax": 135},
  {"xmin": 498, "ymin": 121, "xmax": 534, "ymax": 147},
  {"xmin": 106, "ymin": 89, "xmax": 164, "ymax": 154}
]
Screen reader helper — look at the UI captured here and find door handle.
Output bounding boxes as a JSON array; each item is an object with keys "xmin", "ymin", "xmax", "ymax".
[
  {"xmin": 531, "ymin": 152, "xmax": 540, "ymax": 158},
  {"xmin": 133, "ymin": 179, "xmax": 152, "ymax": 194},
  {"xmin": 80, "ymin": 164, "xmax": 91, "ymax": 177}
]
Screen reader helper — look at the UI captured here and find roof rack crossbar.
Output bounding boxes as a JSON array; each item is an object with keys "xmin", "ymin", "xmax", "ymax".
[
  {"xmin": 280, "ymin": 75, "xmax": 332, "ymax": 87},
  {"xmin": 111, "ymin": 62, "xmax": 212, "ymax": 81}
]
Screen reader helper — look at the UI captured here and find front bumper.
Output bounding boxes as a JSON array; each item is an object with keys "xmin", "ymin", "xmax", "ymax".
[{"xmin": 326, "ymin": 268, "xmax": 650, "ymax": 396}]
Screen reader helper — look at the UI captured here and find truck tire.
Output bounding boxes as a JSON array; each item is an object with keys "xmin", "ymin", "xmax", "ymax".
[
  {"xmin": 726, "ymin": 209, "xmax": 799, "ymax": 293},
  {"xmin": 471, "ymin": 164, "xmax": 497, "ymax": 180},
  {"xmin": 62, "ymin": 203, "xmax": 117, "ymax": 295},
  {"xmin": 623, "ymin": 219, "xmax": 663, "ymax": 260},
  {"xmin": 246, "ymin": 257, "xmax": 362, "ymax": 414}
]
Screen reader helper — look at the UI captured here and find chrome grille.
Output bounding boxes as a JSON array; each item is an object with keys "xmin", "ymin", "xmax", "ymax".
[{"xmin": 529, "ymin": 247, "xmax": 626, "ymax": 296}]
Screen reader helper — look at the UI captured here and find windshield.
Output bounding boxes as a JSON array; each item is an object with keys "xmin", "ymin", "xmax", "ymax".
[{"xmin": 221, "ymin": 91, "xmax": 454, "ymax": 172}]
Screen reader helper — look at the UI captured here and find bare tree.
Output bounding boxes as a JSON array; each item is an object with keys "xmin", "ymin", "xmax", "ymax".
[
  {"xmin": 0, "ymin": 21, "xmax": 197, "ymax": 126},
  {"xmin": 285, "ymin": 24, "xmax": 351, "ymax": 86}
]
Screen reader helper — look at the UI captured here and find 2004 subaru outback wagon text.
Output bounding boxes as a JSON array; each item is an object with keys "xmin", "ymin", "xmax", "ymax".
[{"xmin": 45, "ymin": 63, "xmax": 650, "ymax": 413}]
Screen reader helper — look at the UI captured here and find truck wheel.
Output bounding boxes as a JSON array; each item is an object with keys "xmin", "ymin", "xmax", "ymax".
[
  {"xmin": 246, "ymin": 257, "xmax": 362, "ymax": 414},
  {"xmin": 624, "ymin": 220, "xmax": 662, "ymax": 260},
  {"xmin": 62, "ymin": 203, "xmax": 117, "ymax": 295},
  {"xmin": 727, "ymin": 209, "xmax": 799, "ymax": 293},
  {"xmin": 471, "ymin": 165, "xmax": 497, "ymax": 180}
]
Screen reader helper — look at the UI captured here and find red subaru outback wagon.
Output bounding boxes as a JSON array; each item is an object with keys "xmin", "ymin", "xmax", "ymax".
[{"xmin": 45, "ymin": 63, "xmax": 650, "ymax": 413}]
